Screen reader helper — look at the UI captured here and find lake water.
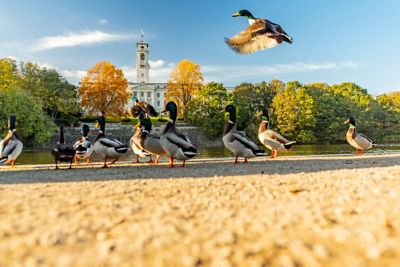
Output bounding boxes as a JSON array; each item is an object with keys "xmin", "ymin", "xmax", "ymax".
[{"xmin": 10, "ymin": 144, "xmax": 400, "ymax": 166}]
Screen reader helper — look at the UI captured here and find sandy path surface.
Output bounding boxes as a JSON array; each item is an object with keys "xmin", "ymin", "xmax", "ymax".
[{"xmin": 1, "ymin": 154, "xmax": 400, "ymax": 267}]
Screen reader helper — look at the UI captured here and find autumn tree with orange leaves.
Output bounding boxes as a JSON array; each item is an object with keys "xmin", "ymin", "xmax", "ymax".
[
  {"xmin": 166, "ymin": 59, "xmax": 203, "ymax": 116},
  {"xmin": 78, "ymin": 61, "xmax": 130, "ymax": 116}
]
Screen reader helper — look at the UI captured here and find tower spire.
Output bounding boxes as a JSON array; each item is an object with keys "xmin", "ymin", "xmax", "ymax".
[
  {"xmin": 136, "ymin": 33, "xmax": 149, "ymax": 83},
  {"xmin": 141, "ymin": 30, "xmax": 145, "ymax": 41}
]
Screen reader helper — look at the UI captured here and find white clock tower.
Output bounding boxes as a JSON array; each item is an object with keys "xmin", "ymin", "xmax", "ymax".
[{"xmin": 136, "ymin": 32, "xmax": 150, "ymax": 83}]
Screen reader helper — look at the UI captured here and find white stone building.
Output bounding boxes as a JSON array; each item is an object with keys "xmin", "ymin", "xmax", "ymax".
[
  {"xmin": 129, "ymin": 39, "xmax": 234, "ymax": 112},
  {"xmin": 129, "ymin": 40, "xmax": 167, "ymax": 112}
]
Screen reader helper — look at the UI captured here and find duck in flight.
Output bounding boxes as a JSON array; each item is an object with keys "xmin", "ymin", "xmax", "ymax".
[{"xmin": 226, "ymin": 9, "xmax": 292, "ymax": 54}]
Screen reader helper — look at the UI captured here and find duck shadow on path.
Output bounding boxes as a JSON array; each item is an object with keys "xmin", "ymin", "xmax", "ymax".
[{"xmin": 0, "ymin": 154, "xmax": 399, "ymax": 185}]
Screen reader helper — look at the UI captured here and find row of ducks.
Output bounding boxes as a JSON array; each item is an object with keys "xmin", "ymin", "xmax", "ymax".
[
  {"xmin": 50, "ymin": 101, "xmax": 197, "ymax": 169},
  {"xmin": 0, "ymin": 102, "xmax": 374, "ymax": 168}
]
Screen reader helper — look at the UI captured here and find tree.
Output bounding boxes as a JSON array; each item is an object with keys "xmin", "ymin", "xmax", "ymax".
[
  {"xmin": 0, "ymin": 58, "xmax": 19, "ymax": 91},
  {"xmin": 231, "ymin": 80, "xmax": 286, "ymax": 141},
  {"xmin": 78, "ymin": 61, "xmax": 130, "ymax": 116},
  {"xmin": 166, "ymin": 59, "xmax": 203, "ymax": 116},
  {"xmin": 0, "ymin": 87, "xmax": 55, "ymax": 144},
  {"xmin": 272, "ymin": 81, "xmax": 316, "ymax": 143},
  {"xmin": 185, "ymin": 82, "xmax": 229, "ymax": 138},
  {"xmin": 19, "ymin": 62, "xmax": 80, "ymax": 124}
]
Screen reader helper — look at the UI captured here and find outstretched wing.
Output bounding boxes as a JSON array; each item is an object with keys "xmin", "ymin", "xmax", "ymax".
[{"xmin": 225, "ymin": 19, "xmax": 280, "ymax": 54}]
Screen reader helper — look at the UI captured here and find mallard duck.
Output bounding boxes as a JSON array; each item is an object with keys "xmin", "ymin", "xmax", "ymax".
[
  {"xmin": 131, "ymin": 97, "xmax": 159, "ymax": 117},
  {"xmin": 130, "ymin": 112, "xmax": 152, "ymax": 163},
  {"xmin": 94, "ymin": 116, "xmax": 129, "ymax": 168},
  {"xmin": 223, "ymin": 105, "xmax": 267, "ymax": 163},
  {"xmin": 160, "ymin": 101, "xmax": 197, "ymax": 168},
  {"xmin": 258, "ymin": 108, "xmax": 296, "ymax": 158},
  {"xmin": 0, "ymin": 114, "xmax": 23, "ymax": 167},
  {"xmin": 73, "ymin": 124, "xmax": 94, "ymax": 164},
  {"xmin": 345, "ymin": 116, "xmax": 374, "ymax": 155},
  {"xmin": 226, "ymin": 9, "xmax": 292, "ymax": 54},
  {"xmin": 51, "ymin": 126, "xmax": 75, "ymax": 169},
  {"xmin": 138, "ymin": 115, "xmax": 167, "ymax": 164}
]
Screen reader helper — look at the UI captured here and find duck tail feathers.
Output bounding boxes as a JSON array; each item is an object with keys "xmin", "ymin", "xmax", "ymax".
[
  {"xmin": 254, "ymin": 150, "xmax": 268, "ymax": 157},
  {"xmin": 284, "ymin": 141, "xmax": 296, "ymax": 150},
  {"xmin": 282, "ymin": 34, "xmax": 293, "ymax": 44},
  {"xmin": 0, "ymin": 156, "xmax": 8, "ymax": 163},
  {"xmin": 182, "ymin": 146, "xmax": 198, "ymax": 157},
  {"xmin": 114, "ymin": 146, "xmax": 128, "ymax": 154}
]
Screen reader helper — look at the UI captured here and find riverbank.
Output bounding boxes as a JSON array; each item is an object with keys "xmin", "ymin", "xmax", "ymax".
[{"xmin": 1, "ymin": 154, "xmax": 400, "ymax": 266}]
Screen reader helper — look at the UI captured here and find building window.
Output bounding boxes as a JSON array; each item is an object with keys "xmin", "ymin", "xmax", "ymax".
[
  {"xmin": 140, "ymin": 53, "xmax": 145, "ymax": 61},
  {"xmin": 157, "ymin": 101, "xmax": 160, "ymax": 106},
  {"xmin": 141, "ymin": 46, "xmax": 144, "ymax": 49},
  {"xmin": 157, "ymin": 92, "xmax": 160, "ymax": 98},
  {"xmin": 147, "ymin": 92, "xmax": 151, "ymax": 98},
  {"xmin": 141, "ymin": 73, "xmax": 144, "ymax": 77},
  {"xmin": 133, "ymin": 91, "xmax": 138, "ymax": 97},
  {"xmin": 140, "ymin": 91, "xmax": 144, "ymax": 97}
]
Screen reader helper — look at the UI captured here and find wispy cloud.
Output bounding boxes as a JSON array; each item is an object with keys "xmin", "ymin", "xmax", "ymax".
[
  {"xmin": 121, "ymin": 60, "xmax": 173, "ymax": 83},
  {"xmin": 98, "ymin": 19, "xmax": 108, "ymax": 25},
  {"xmin": 202, "ymin": 61, "xmax": 359, "ymax": 83},
  {"xmin": 42, "ymin": 60, "xmax": 359, "ymax": 86},
  {"xmin": 30, "ymin": 30, "xmax": 135, "ymax": 51},
  {"xmin": 62, "ymin": 70, "xmax": 87, "ymax": 81}
]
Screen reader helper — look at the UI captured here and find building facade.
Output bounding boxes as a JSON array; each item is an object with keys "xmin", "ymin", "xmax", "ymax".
[
  {"xmin": 129, "ymin": 40, "xmax": 167, "ymax": 112},
  {"xmin": 129, "ymin": 39, "xmax": 234, "ymax": 112}
]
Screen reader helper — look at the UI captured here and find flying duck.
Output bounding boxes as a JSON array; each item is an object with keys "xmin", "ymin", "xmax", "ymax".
[
  {"xmin": 51, "ymin": 126, "xmax": 76, "ymax": 169},
  {"xmin": 94, "ymin": 116, "xmax": 129, "ymax": 168},
  {"xmin": 160, "ymin": 101, "xmax": 197, "ymax": 168},
  {"xmin": 131, "ymin": 97, "xmax": 159, "ymax": 117},
  {"xmin": 223, "ymin": 105, "xmax": 267, "ymax": 163},
  {"xmin": 73, "ymin": 124, "xmax": 94, "ymax": 164},
  {"xmin": 226, "ymin": 9, "xmax": 292, "ymax": 54},
  {"xmin": 130, "ymin": 112, "xmax": 152, "ymax": 163},
  {"xmin": 258, "ymin": 108, "xmax": 296, "ymax": 158},
  {"xmin": 138, "ymin": 115, "xmax": 167, "ymax": 164},
  {"xmin": 345, "ymin": 116, "xmax": 374, "ymax": 155},
  {"xmin": 0, "ymin": 114, "xmax": 23, "ymax": 167}
]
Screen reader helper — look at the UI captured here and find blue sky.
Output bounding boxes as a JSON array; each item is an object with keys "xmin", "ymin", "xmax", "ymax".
[{"xmin": 1, "ymin": 0, "xmax": 399, "ymax": 94}]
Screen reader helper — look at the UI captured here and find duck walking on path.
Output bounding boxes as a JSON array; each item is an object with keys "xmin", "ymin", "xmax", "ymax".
[
  {"xmin": 73, "ymin": 124, "xmax": 94, "ymax": 164},
  {"xmin": 94, "ymin": 116, "xmax": 129, "ymax": 168},
  {"xmin": 223, "ymin": 105, "xmax": 267, "ymax": 163},
  {"xmin": 226, "ymin": 9, "xmax": 292, "ymax": 54},
  {"xmin": 258, "ymin": 108, "xmax": 296, "ymax": 158},
  {"xmin": 130, "ymin": 112, "xmax": 152, "ymax": 163},
  {"xmin": 345, "ymin": 116, "xmax": 374, "ymax": 155},
  {"xmin": 138, "ymin": 115, "xmax": 167, "ymax": 165},
  {"xmin": 0, "ymin": 114, "xmax": 23, "ymax": 167},
  {"xmin": 51, "ymin": 126, "xmax": 75, "ymax": 169},
  {"xmin": 160, "ymin": 101, "xmax": 197, "ymax": 168}
]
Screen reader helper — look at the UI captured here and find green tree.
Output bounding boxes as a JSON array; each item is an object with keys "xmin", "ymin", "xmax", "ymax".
[
  {"xmin": 231, "ymin": 80, "xmax": 284, "ymax": 140},
  {"xmin": 0, "ymin": 87, "xmax": 55, "ymax": 144},
  {"xmin": 271, "ymin": 81, "xmax": 316, "ymax": 143},
  {"xmin": 184, "ymin": 82, "xmax": 229, "ymax": 138},
  {"xmin": 19, "ymin": 62, "xmax": 80, "ymax": 124},
  {"xmin": 0, "ymin": 58, "xmax": 19, "ymax": 91}
]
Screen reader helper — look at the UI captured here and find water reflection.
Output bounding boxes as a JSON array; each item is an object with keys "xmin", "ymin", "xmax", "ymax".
[{"xmin": 10, "ymin": 144, "xmax": 400, "ymax": 166}]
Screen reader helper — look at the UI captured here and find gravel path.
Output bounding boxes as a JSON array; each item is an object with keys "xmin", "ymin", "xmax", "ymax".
[{"xmin": 1, "ymin": 154, "xmax": 400, "ymax": 267}]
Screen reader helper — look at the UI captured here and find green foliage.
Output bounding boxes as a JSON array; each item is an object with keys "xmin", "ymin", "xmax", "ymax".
[
  {"xmin": 19, "ymin": 62, "xmax": 81, "ymax": 124},
  {"xmin": 231, "ymin": 81, "xmax": 288, "ymax": 141},
  {"xmin": 184, "ymin": 82, "xmax": 229, "ymax": 138},
  {"xmin": 0, "ymin": 87, "xmax": 55, "ymax": 144},
  {"xmin": 0, "ymin": 58, "xmax": 19, "ymax": 91},
  {"xmin": 184, "ymin": 79, "xmax": 400, "ymax": 144}
]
